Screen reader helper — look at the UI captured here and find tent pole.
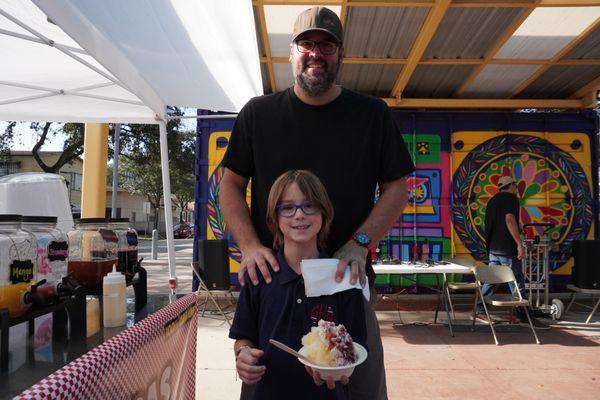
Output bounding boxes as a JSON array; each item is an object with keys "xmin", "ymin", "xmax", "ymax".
[
  {"xmin": 158, "ymin": 119, "xmax": 177, "ymax": 292},
  {"xmin": 111, "ymin": 123, "xmax": 121, "ymax": 219}
]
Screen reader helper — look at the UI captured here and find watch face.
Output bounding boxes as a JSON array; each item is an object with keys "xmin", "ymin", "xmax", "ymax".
[{"xmin": 355, "ymin": 232, "xmax": 370, "ymax": 246}]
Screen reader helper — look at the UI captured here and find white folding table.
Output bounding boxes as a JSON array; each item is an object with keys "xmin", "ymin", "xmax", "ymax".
[{"xmin": 373, "ymin": 262, "xmax": 473, "ymax": 336}]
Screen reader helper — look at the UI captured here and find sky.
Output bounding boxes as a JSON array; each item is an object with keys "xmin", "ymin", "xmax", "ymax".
[{"xmin": 1, "ymin": 109, "xmax": 199, "ymax": 152}]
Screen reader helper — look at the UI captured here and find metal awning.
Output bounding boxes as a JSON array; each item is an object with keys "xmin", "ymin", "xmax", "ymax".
[{"xmin": 254, "ymin": 0, "xmax": 600, "ymax": 109}]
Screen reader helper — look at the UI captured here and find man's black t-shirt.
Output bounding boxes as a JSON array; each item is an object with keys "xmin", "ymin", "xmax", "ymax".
[
  {"xmin": 484, "ymin": 191, "xmax": 520, "ymax": 256},
  {"xmin": 223, "ymin": 87, "xmax": 415, "ymax": 280}
]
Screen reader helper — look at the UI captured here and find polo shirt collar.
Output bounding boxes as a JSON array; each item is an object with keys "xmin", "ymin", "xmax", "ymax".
[
  {"xmin": 274, "ymin": 249, "xmax": 329, "ymax": 285},
  {"xmin": 275, "ymin": 251, "xmax": 302, "ymax": 285}
]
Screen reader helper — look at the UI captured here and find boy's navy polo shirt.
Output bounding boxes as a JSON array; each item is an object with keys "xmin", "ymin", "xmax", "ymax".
[{"xmin": 229, "ymin": 251, "xmax": 367, "ymax": 400}]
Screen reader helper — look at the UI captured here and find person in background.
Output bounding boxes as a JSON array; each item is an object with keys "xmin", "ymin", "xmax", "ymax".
[
  {"xmin": 219, "ymin": 7, "xmax": 415, "ymax": 400},
  {"xmin": 230, "ymin": 170, "xmax": 366, "ymax": 400},
  {"xmin": 478, "ymin": 175, "xmax": 549, "ymax": 329}
]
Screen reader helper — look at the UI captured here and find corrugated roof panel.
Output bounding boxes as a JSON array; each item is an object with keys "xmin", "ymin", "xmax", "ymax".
[
  {"xmin": 253, "ymin": 6, "xmax": 266, "ymax": 58},
  {"xmin": 515, "ymin": 65, "xmax": 600, "ymax": 98},
  {"xmin": 496, "ymin": 7, "xmax": 600, "ymax": 60},
  {"xmin": 273, "ymin": 62, "xmax": 293, "ymax": 92},
  {"xmin": 403, "ymin": 65, "xmax": 475, "ymax": 98},
  {"xmin": 260, "ymin": 63, "xmax": 271, "ymax": 94},
  {"xmin": 265, "ymin": 5, "xmax": 342, "ymax": 58},
  {"xmin": 563, "ymin": 25, "xmax": 600, "ymax": 59},
  {"xmin": 344, "ymin": 7, "xmax": 428, "ymax": 59},
  {"xmin": 338, "ymin": 64, "xmax": 403, "ymax": 98},
  {"xmin": 424, "ymin": 7, "xmax": 525, "ymax": 59},
  {"xmin": 462, "ymin": 64, "xmax": 541, "ymax": 98}
]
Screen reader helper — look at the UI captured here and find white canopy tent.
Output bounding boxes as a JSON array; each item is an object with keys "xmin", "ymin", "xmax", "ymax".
[{"xmin": 0, "ymin": 0, "xmax": 263, "ymax": 289}]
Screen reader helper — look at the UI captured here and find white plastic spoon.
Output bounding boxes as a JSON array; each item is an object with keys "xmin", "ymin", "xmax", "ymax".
[{"xmin": 268, "ymin": 339, "xmax": 314, "ymax": 364}]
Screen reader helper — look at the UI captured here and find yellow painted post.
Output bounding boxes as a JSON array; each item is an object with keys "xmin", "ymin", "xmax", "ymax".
[{"xmin": 81, "ymin": 123, "xmax": 109, "ymax": 218}]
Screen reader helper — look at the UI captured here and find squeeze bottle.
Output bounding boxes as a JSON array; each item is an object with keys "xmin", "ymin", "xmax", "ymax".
[{"xmin": 103, "ymin": 265, "xmax": 126, "ymax": 327}]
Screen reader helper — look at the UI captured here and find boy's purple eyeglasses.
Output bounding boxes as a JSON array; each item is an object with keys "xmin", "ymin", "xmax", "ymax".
[{"xmin": 276, "ymin": 201, "xmax": 318, "ymax": 217}]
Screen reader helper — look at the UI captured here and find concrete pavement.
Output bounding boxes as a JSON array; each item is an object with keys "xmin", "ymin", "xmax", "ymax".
[{"xmin": 142, "ymin": 242, "xmax": 600, "ymax": 399}]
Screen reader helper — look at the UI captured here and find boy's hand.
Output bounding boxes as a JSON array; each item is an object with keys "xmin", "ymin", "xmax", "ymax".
[
  {"xmin": 236, "ymin": 348, "xmax": 266, "ymax": 384},
  {"xmin": 238, "ymin": 245, "xmax": 279, "ymax": 286},
  {"xmin": 304, "ymin": 366, "xmax": 349, "ymax": 389}
]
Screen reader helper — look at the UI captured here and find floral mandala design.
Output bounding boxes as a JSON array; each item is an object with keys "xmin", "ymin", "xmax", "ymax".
[{"xmin": 452, "ymin": 134, "xmax": 593, "ymax": 269}]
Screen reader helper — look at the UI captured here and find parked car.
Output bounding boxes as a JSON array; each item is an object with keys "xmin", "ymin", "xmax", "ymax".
[{"xmin": 173, "ymin": 223, "xmax": 194, "ymax": 238}]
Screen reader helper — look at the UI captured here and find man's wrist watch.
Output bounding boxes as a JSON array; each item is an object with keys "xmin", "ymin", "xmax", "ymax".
[{"xmin": 352, "ymin": 231, "xmax": 372, "ymax": 248}]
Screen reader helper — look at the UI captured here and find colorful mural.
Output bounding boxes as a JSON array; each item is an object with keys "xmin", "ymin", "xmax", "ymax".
[
  {"xmin": 451, "ymin": 131, "xmax": 594, "ymax": 276},
  {"xmin": 205, "ymin": 131, "xmax": 248, "ymax": 275},
  {"xmin": 198, "ymin": 112, "xmax": 598, "ymax": 290}
]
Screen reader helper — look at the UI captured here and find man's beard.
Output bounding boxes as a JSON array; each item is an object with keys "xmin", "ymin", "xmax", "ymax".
[{"xmin": 295, "ymin": 59, "xmax": 341, "ymax": 96}]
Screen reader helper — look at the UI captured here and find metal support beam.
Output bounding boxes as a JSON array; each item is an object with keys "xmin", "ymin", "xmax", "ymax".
[
  {"xmin": 111, "ymin": 124, "xmax": 121, "ymax": 219},
  {"xmin": 158, "ymin": 120, "xmax": 177, "ymax": 292},
  {"xmin": 390, "ymin": 0, "xmax": 451, "ymax": 98},
  {"xmin": 510, "ymin": 16, "xmax": 600, "ymax": 97},
  {"xmin": 455, "ymin": 0, "xmax": 542, "ymax": 96},
  {"xmin": 383, "ymin": 97, "xmax": 584, "ymax": 108},
  {"xmin": 257, "ymin": 0, "xmax": 277, "ymax": 93},
  {"xmin": 571, "ymin": 74, "xmax": 600, "ymax": 100}
]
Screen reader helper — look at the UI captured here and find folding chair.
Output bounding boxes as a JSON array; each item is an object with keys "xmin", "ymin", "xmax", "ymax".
[
  {"xmin": 565, "ymin": 284, "xmax": 600, "ymax": 324},
  {"xmin": 445, "ymin": 278, "xmax": 478, "ymax": 320},
  {"xmin": 473, "ymin": 265, "xmax": 540, "ymax": 345},
  {"xmin": 444, "ymin": 259, "xmax": 478, "ymax": 321},
  {"xmin": 191, "ymin": 239, "xmax": 236, "ymax": 326},
  {"xmin": 191, "ymin": 261, "xmax": 235, "ymax": 326}
]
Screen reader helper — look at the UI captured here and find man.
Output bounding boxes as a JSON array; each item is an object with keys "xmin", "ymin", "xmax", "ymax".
[
  {"xmin": 220, "ymin": 7, "xmax": 415, "ymax": 400},
  {"xmin": 479, "ymin": 176, "xmax": 549, "ymax": 329}
]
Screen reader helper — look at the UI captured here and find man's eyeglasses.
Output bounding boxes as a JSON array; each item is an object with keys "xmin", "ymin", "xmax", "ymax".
[
  {"xmin": 276, "ymin": 201, "xmax": 319, "ymax": 217},
  {"xmin": 295, "ymin": 39, "xmax": 339, "ymax": 56}
]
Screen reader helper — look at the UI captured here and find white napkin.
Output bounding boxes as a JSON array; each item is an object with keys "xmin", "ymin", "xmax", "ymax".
[{"xmin": 300, "ymin": 258, "xmax": 370, "ymax": 301}]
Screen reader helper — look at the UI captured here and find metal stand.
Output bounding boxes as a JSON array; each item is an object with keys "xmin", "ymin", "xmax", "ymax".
[
  {"xmin": 522, "ymin": 223, "xmax": 564, "ymax": 320},
  {"xmin": 0, "ymin": 287, "xmax": 86, "ymax": 373}
]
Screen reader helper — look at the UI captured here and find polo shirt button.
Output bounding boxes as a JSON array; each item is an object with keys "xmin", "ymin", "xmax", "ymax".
[{"xmin": 297, "ymin": 298, "xmax": 302, "ymax": 304}]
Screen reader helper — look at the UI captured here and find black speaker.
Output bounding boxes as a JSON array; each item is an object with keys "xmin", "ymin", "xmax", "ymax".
[
  {"xmin": 572, "ymin": 240, "xmax": 600, "ymax": 289},
  {"xmin": 197, "ymin": 239, "xmax": 230, "ymax": 290}
]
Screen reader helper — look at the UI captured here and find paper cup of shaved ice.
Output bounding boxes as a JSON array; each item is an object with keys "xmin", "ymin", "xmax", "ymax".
[{"xmin": 298, "ymin": 320, "xmax": 368, "ymax": 381}]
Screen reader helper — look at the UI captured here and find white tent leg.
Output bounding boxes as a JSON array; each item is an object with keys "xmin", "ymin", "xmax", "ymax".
[{"xmin": 159, "ymin": 119, "xmax": 177, "ymax": 292}]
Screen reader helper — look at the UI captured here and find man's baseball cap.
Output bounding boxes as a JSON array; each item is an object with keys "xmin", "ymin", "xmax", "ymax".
[
  {"xmin": 292, "ymin": 7, "xmax": 344, "ymax": 44},
  {"xmin": 498, "ymin": 176, "xmax": 516, "ymax": 189}
]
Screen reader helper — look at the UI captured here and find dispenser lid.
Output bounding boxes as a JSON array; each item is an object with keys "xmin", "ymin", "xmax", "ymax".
[
  {"xmin": 23, "ymin": 215, "xmax": 58, "ymax": 223},
  {"xmin": 0, "ymin": 214, "xmax": 22, "ymax": 222},
  {"xmin": 108, "ymin": 218, "xmax": 130, "ymax": 223},
  {"xmin": 104, "ymin": 265, "xmax": 125, "ymax": 284}
]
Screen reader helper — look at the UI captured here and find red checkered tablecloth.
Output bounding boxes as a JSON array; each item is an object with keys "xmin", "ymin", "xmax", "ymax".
[{"xmin": 16, "ymin": 294, "xmax": 198, "ymax": 400}]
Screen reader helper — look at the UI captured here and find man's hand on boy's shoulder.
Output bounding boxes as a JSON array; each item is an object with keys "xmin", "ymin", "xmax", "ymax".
[
  {"xmin": 238, "ymin": 244, "xmax": 280, "ymax": 286},
  {"xmin": 334, "ymin": 240, "xmax": 369, "ymax": 288}
]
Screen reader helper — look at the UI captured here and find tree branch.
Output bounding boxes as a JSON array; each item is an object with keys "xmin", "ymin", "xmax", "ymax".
[{"xmin": 31, "ymin": 123, "xmax": 52, "ymax": 172}]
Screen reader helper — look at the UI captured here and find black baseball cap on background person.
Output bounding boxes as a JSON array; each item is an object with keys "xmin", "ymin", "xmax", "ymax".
[{"xmin": 292, "ymin": 7, "xmax": 344, "ymax": 44}]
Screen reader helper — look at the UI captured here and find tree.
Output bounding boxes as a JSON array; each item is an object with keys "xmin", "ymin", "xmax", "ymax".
[
  {"xmin": 2, "ymin": 122, "xmax": 84, "ymax": 172},
  {"xmin": 115, "ymin": 107, "xmax": 195, "ymax": 228},
  {"xmin": 119, "ymin": 156, "xmax": 164, "ymax": 229},
  {"xmin": 171, "ymin": 167, "xmax": 195, "ymax": 223}
]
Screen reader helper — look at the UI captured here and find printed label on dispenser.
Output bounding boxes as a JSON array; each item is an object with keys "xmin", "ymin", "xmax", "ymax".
[
  {"xmin": 10, "ymin": 260, "xmax": 34, "ymax": 284},
  {"xmin": 48, "ymin": 241, "xmax": 69, "ymax": 261},
  {"xmin": 99, "ymin": 229, "xmax": 119, "ymax": 243},
  {"xmin": 126, "ymin": 232, "xmax": 138, "ymax": 246}
]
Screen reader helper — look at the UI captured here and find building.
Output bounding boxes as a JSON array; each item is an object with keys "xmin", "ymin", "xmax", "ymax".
[{"xmin": 0, "ymin": 150, "xmax": 182, "ymax": 234}]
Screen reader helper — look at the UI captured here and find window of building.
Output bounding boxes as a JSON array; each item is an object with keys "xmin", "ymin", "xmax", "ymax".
[{"xmin": 0, "ymin": 161, "xmax": 20, "ymax": 176}]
